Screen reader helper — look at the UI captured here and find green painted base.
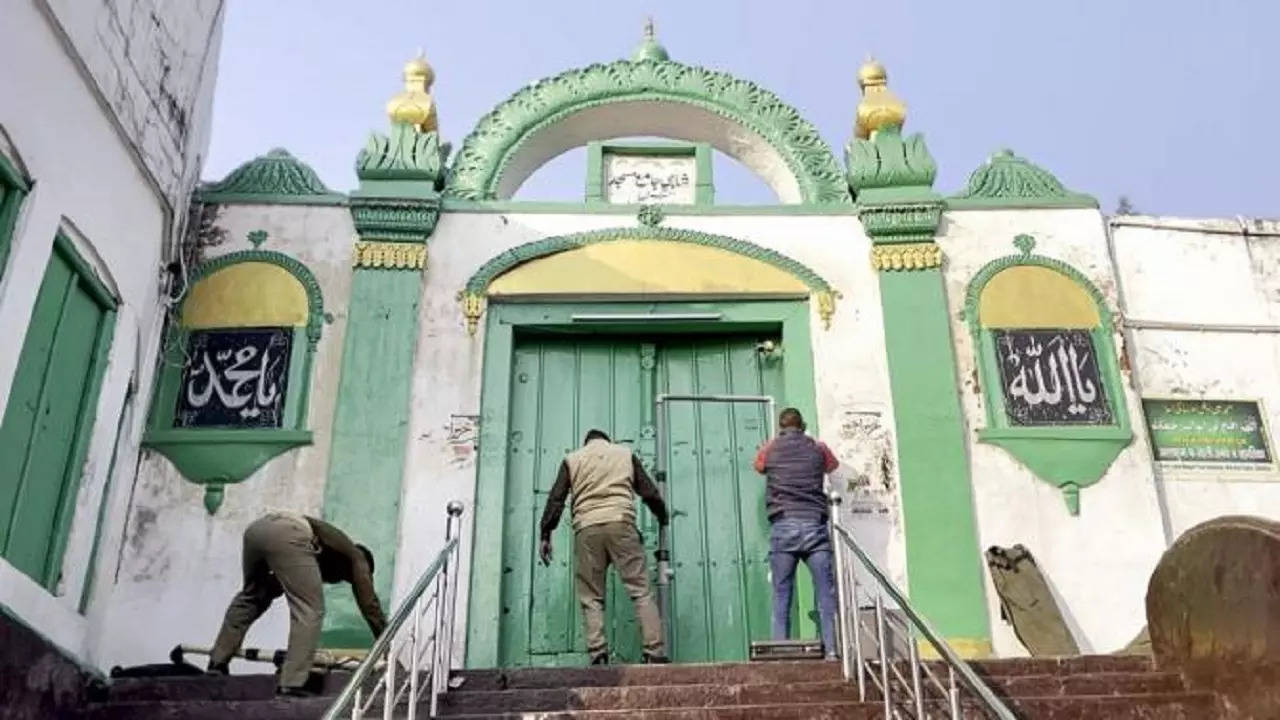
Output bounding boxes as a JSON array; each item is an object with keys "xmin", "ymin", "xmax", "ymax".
[
  {"xmin": 979, "ymin": 427, "xmax": 1132, "ymax": 514},
  {"xmin": 142, "ymin": 429, "xmax": 313, "ymax": 514}
]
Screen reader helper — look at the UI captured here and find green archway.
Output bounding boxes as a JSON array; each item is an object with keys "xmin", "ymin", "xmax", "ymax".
[{"xmin": 445, "ymin": 58, "xmax": 852, "ymax": 205}]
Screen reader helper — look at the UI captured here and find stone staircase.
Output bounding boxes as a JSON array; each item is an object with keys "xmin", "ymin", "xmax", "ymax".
[{"xmin": 80, "ymin": 655, "xmax": 1218, "ymax": 719}]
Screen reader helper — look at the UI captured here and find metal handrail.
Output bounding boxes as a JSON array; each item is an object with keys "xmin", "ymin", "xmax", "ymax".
[
  {"xmin": 830, "ymin": 506, "xmax": 1016, "ymax": 720},
  {"xmin": 322, "ymin": 502, "xmax": 465, "ymax": 720}
]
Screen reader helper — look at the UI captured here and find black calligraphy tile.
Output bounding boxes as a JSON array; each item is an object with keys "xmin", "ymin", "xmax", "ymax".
[
  {"xmin": 174, "ymin": 327, "xmax": 292, "ymax": 429},
  {"xmin": 993, "ymin": 328, "xmax": 1113, "ymax": 426}
]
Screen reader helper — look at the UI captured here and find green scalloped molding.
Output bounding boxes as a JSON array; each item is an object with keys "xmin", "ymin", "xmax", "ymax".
[
  {"xmin": 144, "ymin": 429, "xmax": 313, "ymax": 514},
  {"xmin": 948, "ymin": 149, "xmax": 1096, "ymax": 210},
  {"xmin": 445, "ymin": 58, "xmax": 851, "ymax": 205},
  {"xmin": 198, "ymin": 148, "xmax": 346, "ymax": 206},
  {"xmin": 462, "ymin": 226, "xmax": 836, "ymax": 296}
]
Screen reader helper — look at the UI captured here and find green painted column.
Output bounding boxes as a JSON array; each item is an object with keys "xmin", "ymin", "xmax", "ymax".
[
  {"xmin": 321, "ymin": 119, "xmax": 445, "ymax": 648},
  {"xmin": 849, "ymin": 122, "xmax": 991, "ymax": 655},
  {"xmin": 321, "ymin": 265, "xmax": 424, "ymax": 647},
  {"xmin": 877, "ymin": 264, "xmax": 991, "ymax": 653}
]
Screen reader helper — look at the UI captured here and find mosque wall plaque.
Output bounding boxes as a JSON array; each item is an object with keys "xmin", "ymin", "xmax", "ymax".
[
  {"xmin": 174, "ymin": 327, "xmax": 292, "ymax": 429},
  {"xmin": 993, "ymin": 328, "xmax": 1112, "ymax": 426},
  {"xmin": 604, "ymin": 152, "xmax": 696, "ymax": 205},
  {"xmin": 1142, "ymin": 398, "xmax": 1272, "ymax": 467}
]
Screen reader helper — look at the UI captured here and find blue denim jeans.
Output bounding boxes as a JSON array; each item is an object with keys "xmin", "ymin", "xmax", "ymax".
[{"xmin": 769, "ymin": 517, "xmax": 839, "ymax": 655}]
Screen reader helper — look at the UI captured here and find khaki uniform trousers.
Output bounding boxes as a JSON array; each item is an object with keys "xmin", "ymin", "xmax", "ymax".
[
  {"xmin": 574, "ymin": 521, "xmax": 665, "ymax": 657},
  {"xmin": 210, "ymin": 513, "xmax": 324, "ymax": 689}
]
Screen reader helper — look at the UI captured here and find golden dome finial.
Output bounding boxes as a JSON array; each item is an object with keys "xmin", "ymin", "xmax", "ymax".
[
  {"xmin": 386, "ymin": 49, "xmax": 438, "ymax": 133},
  {"xmin": 854, "ymin": 55, "xmax": 906, "ymax": 140}
]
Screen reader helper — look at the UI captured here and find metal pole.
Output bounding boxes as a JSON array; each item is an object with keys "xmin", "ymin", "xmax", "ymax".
[
  {"xmin": 431, "ymin": 502, "xmax": 463, "ymax": 717},
  {"xmin": 654, "ymin": 398, "xmax": 672, "ymax": 656},
  {"xmin": 443, "ymin": 502, "xmax": 464, "ymax": 695},
  {"xmin": 407, "ymin": 594, "xmax": 421, "ymax": 720},
  {"xmin": 875, "ymin": 595, "xmax": 890, "ymax": 717},
  {"xmin": 909, "ymin": 629, "xmax": 924, "ymax": 719},
  {"xmin": 829, "ymin": 493, "xmax": 852, "ymax": 682},
  {"xmin": 849, "ymin": 568, "xmax": 865, "ymax": 701},
  {"xmin": 948, "ymin": 666, "xmax": 960, "ymax": 719}
]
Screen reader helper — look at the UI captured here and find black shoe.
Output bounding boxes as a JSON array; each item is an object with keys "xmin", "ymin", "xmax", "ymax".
[
  {"xmin": 276, "ymin": 686, "xmax": 316, "ymax": 698},
  {"xmin": 589, "ymin": 653, "xmax": 609, "ymax": 666},
  {"xmin": 642, "ymin": 653, "xmax": 670, "ymax": 664},
  {"xmin": 205, "ymin": 662, "xmax": 229, "ymax": 676}
]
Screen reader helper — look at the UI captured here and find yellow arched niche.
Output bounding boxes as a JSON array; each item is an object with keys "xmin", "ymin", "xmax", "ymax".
[
  {"xmin": 182, "ymin": 262, "xmax": 309, "ymax": 329},
  {"xmin": 977, "ymin": 265, "xmax": 1100, "ymax": 329},
  {"xmin": 487, "ymin": 240, "xmax": 810, "ymax": 298}
]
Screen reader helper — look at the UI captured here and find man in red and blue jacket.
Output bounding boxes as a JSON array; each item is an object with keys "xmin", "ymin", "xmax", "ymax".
[{"xmin": 754, "ymin": 407, "xmax": 840, "ymax": 659}]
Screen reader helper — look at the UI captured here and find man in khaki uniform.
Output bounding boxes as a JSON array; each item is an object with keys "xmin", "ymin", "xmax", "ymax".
[
  {"xmin": 207, "ymin": 512, "xmax": 387, "ymax": 696},
  {"xmin": 539, "ymin": 429, "xmax": 669, "ymax": 665}
]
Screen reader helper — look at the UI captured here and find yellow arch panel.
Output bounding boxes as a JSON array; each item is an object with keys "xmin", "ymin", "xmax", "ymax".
[
  {"xmin": 487, "ymin": 241, "xmax": 810, "ymax": 297},
  {"xmin": 183, "ymin": 262, "xmax": 308, "ymax": 329},
  {"xmin": 979, "ymin": 265, "xmax": 1100, "ymax": 328}
]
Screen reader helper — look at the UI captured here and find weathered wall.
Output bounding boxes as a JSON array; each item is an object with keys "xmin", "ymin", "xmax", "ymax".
[
  {"xmin": 0, "ymin": 0, "xmax": 220, "ymax": 669},
  {"xmin": 399, "ymin": 211, "xmax": 906, "ymax": 663},
  {"xmin": 94, "ymin": 203, "xmax": 355, "ymax": 670},
  {"xmin": 938, "ymin": 208, "xmax": 1170, "ymax": 656},
  {"xmin": 41, "ymin": 0, "xmax": 225, "ymax": 215},
  {"xmin": 1113, "ymin": 217, "xmax": 1280, "ymax": 538}
]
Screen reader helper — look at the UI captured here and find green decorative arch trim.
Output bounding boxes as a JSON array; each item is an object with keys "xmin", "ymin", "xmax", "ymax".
[
  {"xmin": 963, "ymin": 235, "xmax": 1131, "ymax": 514},
  {"xmin": 949, "ymin": 149, "xmax": 1096, "ymax": 210},
  {"xmin": 143, "ymin": 250, "xmax": 327, "ymax": 513},
  {"xmin": 445, "ymin": 59, "xmax": 851, "ymax": 205},
  {"xmin": 962, "ymin": 240, "xmax": 1111, "ymax": 336},
  {"xmin": 458, "ymin": 226, "xmax": 840, "ymax": 333},
  {"xmin": 187, "ymin": 249, "xmax": 326, "ymax": 346},
  {"xmin": 198, "ymin": 148, "xmax": 346, "ymax": 206}
]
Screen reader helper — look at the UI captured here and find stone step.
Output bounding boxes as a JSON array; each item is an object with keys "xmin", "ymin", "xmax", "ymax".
[
  {"xmin": 454, "ymin": 660, "xmax": 842, "ymax": 691},
  {"xmin": 967, "ymin": 654, "xmax": 1156, "ymax": 677},
  {"xmin": 78, "ymin": 695, "xmax": 335, "ymax": 720},
  {"xmin": 440, "ymin": 692, "xmax": 1217, "ymax": 719},
  {"xmin": 102, "ymin": 672, "xmax": 351, "ymax": 703},
  {"xmin": 438, "ymin": 680, "xmax": 858, "ymax": 715},
  {"xmin": 440, "ymin": 672, "xmax": 1189, "ymax": 716}
]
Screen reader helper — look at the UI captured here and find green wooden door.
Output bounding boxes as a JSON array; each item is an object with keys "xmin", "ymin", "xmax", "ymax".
[
  {"xmin": 0, "ymin": 239, "xmax": 115, "ymax": 587},
  {"xmin": 499, "ymin": 334, "xmax": 780, "ymax": 666},
  {"xmin": 659, "ymin": 337, "xmax": 782, "ymax": 662}
]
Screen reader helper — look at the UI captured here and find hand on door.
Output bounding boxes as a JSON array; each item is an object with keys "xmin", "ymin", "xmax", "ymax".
[{"xmin": 539, "ymin": 538, "xmax": 553, "ymax": 566}]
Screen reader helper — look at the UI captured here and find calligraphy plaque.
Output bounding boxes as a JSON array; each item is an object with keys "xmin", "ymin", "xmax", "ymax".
[
  {"xmin": 993, "ymin": 329, "xmax": 1112, "ymax": 426},
  {"xmin": 603, "ymin": 153, "xmax": 696, "ymax": 204},
  {"xmin": 174, "ymin": 327, "xmax": 292, "ymax": 429},
  {"xmin": 1143, "ymin": 399, "xmax": 1271, "ymax": 465}
]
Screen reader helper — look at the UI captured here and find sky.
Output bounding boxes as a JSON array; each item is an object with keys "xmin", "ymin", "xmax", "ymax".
[{"xmin": 205, "ymin": 0, "xmax": 1278, "ymax": 217}]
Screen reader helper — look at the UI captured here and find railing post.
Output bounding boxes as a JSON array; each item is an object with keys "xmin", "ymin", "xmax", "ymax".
[
  {"xmin": 828, "ymin": 492, "xmax": 853, "ymax": 682},
  {"xmin": 875, "ymin": 594, "xmax": 890, "ymax": 717},
  {"xmin": 909, "ymin": 628, "xmax": 924, "ymax": 719},
  {"xmin": 431, "ymin": 501, "xmax": 464, "ymax": 717},
  {"xmin": 850, "ymin": 568, "xmax": 866, "ymax": 701}
]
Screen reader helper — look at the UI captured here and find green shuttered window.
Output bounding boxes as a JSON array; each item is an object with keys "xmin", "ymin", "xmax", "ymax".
[{"xmin": 0, "ymin": 233, "xmax": 117, "ymax": 589}]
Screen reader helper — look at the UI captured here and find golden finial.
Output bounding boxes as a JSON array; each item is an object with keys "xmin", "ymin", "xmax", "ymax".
[
  {"xmin": 386, "ymin": 50, "xmax": 438, "ymax": 133},
  {"xmin": 854, "ymin": 56, "xmax": 906, "ymax": 140}
]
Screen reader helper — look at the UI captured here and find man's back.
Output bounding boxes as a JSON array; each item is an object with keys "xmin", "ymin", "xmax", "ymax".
[
  {"xmin": 756, "ymin": 427, "xmax": 838, "ymax": 521},
  {"xmin": 565, "ymin": 439, "xmax": 637, "ymax": 531}
]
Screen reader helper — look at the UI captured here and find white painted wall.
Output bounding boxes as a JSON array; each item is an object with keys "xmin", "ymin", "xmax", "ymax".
[
  {"xmin": 938, "ymin": 209, "xmax": 1170, "ymax": 657},
  {"xmin": 400, "ymin": 211, "xmax": 907, "ymax": 664},
  {"xmin": 42, "ymin": 0, "xmax": 224, "ymax": 215},
  {"xmin": 0, "ymin": 0, "xmax": 220, "ymax": 668},
  {"xmin": 94, "ymin": 203, "xmax": 357, "ymax": 671},
  {"xmin": 1112, "ymin": 216, "xmax": 1280, "ymax": 539}
]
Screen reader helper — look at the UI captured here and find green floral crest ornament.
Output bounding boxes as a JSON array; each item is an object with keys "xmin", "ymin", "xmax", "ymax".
[
  {"xmin": 950, "ymin": 149, "xmax": 1096, "ymax": 209},
  {"xmin": 1013, "ymin": 233, "xmax": 1036, "ymax": 255},
  {"xmin": 246, "ymin": 230, "xmax": 268, "ymax": 248},
  {"xmin": 356, "ymin": 125, "xmax": 450, "ymax": 185},
  {"xmin": 198, "ymin": 148, "xmax": 345, "ymax": 206}
]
